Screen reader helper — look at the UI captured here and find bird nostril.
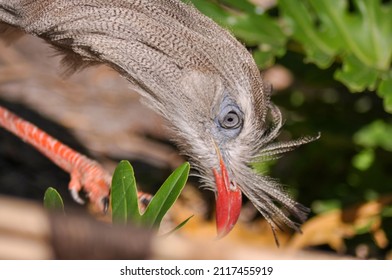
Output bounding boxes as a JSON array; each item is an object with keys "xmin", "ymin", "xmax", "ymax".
[{"xmin": 229, "ymin": 181, "xmax": 237, "ymax": 192}]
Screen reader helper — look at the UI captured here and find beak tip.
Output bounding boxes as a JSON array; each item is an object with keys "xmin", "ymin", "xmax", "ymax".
[
  {"xmin": 216, "ymin": 222, "xmax": 236, "ymax": 239},
  {"xmin": 215, "ymin": 187, "xmax": 242, "ymax": 238}
]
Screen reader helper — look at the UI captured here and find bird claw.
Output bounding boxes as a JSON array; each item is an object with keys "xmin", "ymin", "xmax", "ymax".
[
  {"xmin": 102, "ymin": 196, "xmax": 110, "ymax": 213},
  {"xmin": 69, "ymin": 179, "xmax": 110, "ymax": 213},
  {"xmin": 67, "ymin": 161, "xmax": 151, "ymax": 214},
  {"xmin": 68, "ymin": 164, "xmax": 111, "ymax": 213},
  {"xmin": 70, "ymin": 188, "xmax": 86, "ymax": 205}
]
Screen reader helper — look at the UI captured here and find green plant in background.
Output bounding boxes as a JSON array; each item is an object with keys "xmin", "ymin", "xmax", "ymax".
[
  {"xmin": 353, "ymin": 120, "xmax": 392, "ymax": 170},
  {"xmin": 185, "ymin": 0, "xmax": 392, "ymax": 112},
  {"xmin": 279, "ymin": 0, "xmax": 392, "ymax": 111},
  {"xmin": 44, "ymin": 161, "xmax": 191, "ymax": 233}
]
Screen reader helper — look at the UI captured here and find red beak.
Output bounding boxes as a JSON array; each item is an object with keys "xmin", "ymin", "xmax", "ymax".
[{"xmin": 213, "ymin": 158, "xmax": 242, "ymax": 238}]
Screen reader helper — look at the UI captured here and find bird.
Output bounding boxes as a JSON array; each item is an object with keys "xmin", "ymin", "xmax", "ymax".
[{"xmin": 0, "ymin": 0, "xmax": 317, "ymax": 241}]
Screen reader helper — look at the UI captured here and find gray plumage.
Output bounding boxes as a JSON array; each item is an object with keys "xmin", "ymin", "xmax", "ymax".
[{"xmin": 0, "ymin": 0, "xmax": 317, "ymax": 240}]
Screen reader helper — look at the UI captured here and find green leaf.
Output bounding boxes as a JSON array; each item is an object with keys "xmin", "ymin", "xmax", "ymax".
[
  {"xmin": 280, "ymin": 0, "xmax": 392, "ymax": 96},
  {"xmin": 142, "ymin": 162, "xmax": 190, "ymax": 228},
  {"xmin": 354, "ymin": 218, "xmax": 377, "ymax": 235},
  {"xmin": 308, "ymin": 0, "xmax": 392, "ymax": 70},
  {"xmin": 160, "ymin": 215, "xmax": 194, "ymax": 237},
  {"xmin": 252, "ymin": 49, "xmax": 275, "ymax": 68},
  {"xmin": 353, "ymin": 120, "xmax": 392, "ymax": 151},
  {"xmin": 187, "ymin": 0, "xmax": 286, "ymax": 55},
  {"xmin": 311, "ymin": 199, "xmax": 341, "ymax": 214},
  {"xmin": 111, "ymin": 161, "xmax": 191, "ymax": 231},
  {"xmin": 353, "ymin": 0, "xmax": 392, "ymax": 69},
  {"xmin": 279, "ymin": 0, "xmax": 336, "ymax": 68},
  {"xmin": 43, "ymin": 187, "xmax": 64, "ymax": 212},
  {"xmin": 111, "ymin": 160, "xmax": 141, "ymax": 225},
  {"xmin": 352, "ymin": 148, "xmax": 375, "ymax": 171},
  {"xmin": 186, "ymin": 0, "xmax": 229, "ymax": 24},
  {"xmin": 219, "ymin": 0, "xmax": 258, "ymax": 14},
  {"xmin": 381, "ymin": 205, "xmax": 392, "ymax": 218},
  {"xmin": 334, "ymin": 55, "xmax": 378, "ymax": 92},
  {"xmin": 251, "ymin": 158, "xmax": 275, "ymax": 175},
  {"xmin": 229, "ymin": 13, "xmax": 286, "ymax": 47},
  {"xmin": 378, "ymin": 71, "xmax": 392, "ymax": 113}
]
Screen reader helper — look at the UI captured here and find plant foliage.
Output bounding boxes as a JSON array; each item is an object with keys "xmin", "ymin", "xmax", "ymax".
[
  {"xmin": 111, "ymin": 160, "xmax": 191, "ymax": 230},
  {"xmin": 43, "ymin": 187, "xmax": 64, "ymax": 212}
]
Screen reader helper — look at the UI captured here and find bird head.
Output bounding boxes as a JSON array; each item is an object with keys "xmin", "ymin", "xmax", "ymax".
[{"xmin": 160, "ymin": 70, "xmax": 317, "ymax": 241}]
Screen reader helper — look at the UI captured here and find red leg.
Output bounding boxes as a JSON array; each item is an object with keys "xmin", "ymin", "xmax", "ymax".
[{"xmin": 0, "ymin": 105, "xmax": 151, "ymax": 212}]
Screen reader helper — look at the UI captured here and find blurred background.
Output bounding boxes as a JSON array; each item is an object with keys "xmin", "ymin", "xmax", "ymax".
[{"xmin": 0, "ymin": 0, "xmax": 391, "ymax": 259}]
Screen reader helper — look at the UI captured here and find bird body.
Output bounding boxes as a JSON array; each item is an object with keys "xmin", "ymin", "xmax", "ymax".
[{"xmin": 0, "ymin": 0, "xmax": 317, "ymax": 240}]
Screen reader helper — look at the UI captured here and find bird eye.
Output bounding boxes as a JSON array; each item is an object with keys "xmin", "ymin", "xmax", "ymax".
[
  {"xmin": 220, "ymin": 111, "xmax": 241, "ymax": 129},
  {"xmin": 215, "ymin": 96, "xmax": 244, "ymax": 138}
]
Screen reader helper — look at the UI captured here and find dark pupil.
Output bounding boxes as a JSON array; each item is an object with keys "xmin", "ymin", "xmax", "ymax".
[
  {"xmin": 226, "ymin": 116, "xmax": 234, "ymax": 123},
  {"xmin": 223, "ymin": 112, "xmax": 239, "ymax": 128}
]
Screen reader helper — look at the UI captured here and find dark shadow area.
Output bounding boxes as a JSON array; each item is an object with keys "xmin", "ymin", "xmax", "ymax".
[{"xmin": 0, "ymin": 98, "xmax": 92, "ymax": 206}]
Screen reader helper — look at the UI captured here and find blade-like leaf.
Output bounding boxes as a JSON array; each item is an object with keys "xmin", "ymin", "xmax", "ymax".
[
  {"xmin": 160, "ymin": 215, "xmax": 194, "ymax": 237},
  {"xmin": 111, "ymin": 160, "xmax": 141, "ymax": 225},
  {"xmin": 142, "ymin": 162, "xmax": 190, "ymax": 228},
  {"xmin": 43, "ymin": 187, "xmax": 64, "ymax": 212}
]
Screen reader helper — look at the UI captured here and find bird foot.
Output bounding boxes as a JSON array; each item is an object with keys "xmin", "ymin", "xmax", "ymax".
[
  {"xmin": 68, "ymin": 158, "xmax": 152, "ymax": 213},
  {"xmin": 68, "ymin": 160, "xmax": 112, "ymax": 213}
]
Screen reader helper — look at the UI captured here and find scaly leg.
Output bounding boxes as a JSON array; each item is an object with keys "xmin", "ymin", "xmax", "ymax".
[{"xmin": 0, "ymin": 105, "xmax": 151, "ymax": 212}]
